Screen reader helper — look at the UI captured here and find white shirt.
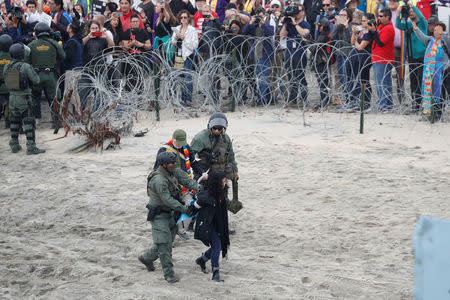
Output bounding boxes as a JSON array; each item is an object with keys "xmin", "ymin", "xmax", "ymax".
[{"xmin": 170, "ymin": 25, "xmax": 199, "ymax": 60}]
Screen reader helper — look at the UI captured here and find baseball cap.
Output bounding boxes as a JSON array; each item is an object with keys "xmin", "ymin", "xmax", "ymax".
[
  {"xmin": 172, "ymin": 129, "xmax": 187, "ymax": 146},
  {"xmin": 270, "ymin": 0, "xmax": 282, "ymax": 7}
]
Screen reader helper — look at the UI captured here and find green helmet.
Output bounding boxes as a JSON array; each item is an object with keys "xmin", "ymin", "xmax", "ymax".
[
  {"xmin": 0, "ymin": 34, "xmax": 13, "ymax": 52},
  {"xmin": 9, "ymin": 43, "xmax": 25, "ymax": 60},
  {"xmin": 157, "ymin": 151, "xmax": 176, "ymax": 165},
  {"xmin": 208, "ymin": 112, "xmax": 228, "ymax": 129},
  {"xmin": 34, "ymin": 22, "xmax": 51, "ymax": 37}
]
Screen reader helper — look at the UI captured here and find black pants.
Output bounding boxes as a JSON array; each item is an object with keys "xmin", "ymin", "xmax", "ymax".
[
  {"xmin": 314, "ymin": 63, "xmax": 330, "ymax": 107},
  {"xmin": 408, "ymin": 57, "xmax": 424, "ymax": 112}
]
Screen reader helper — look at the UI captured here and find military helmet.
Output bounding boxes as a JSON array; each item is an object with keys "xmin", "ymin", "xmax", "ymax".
[
  {"xmin": 208, "ymin": 112, "xmax": 228, "ymax": 129},
  {"xmin": 34, "ymin": 22, "xmax": 51, "ymax": 37},
  {"xmin": 0, "ymin": 34, "xmax": 13, "ymax": 52},
  {"xmin": 9, "ymin": 43, "xmax": 25, "ymax": 60},
  {"xmin": 157, "ymin": 151, "xmax": 177, "ymax": 165}
]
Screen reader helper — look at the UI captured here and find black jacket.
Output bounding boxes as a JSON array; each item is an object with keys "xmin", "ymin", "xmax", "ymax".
[{"xmin": 194, "ymin": 190, "xmax": 230, "ymax": 257}]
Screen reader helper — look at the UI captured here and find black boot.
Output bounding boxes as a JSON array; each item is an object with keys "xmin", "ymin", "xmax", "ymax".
[
  {"xmin": 195, "ymin": 255, "xmax": 207, "ymax": 274},
  {"xmin": 212, "ymin": 267, "xmax": 221, "ymax": 281},
  {"xmin": 138, "ymin": 254, "xmax": 155, "ymax": 272},
  {"xmin": 165, "ymin": 274, "xmax": 180, "ymax": 283}
]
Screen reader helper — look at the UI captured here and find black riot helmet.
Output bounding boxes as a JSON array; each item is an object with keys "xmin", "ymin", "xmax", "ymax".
[
  {"xmin": 9, "ymin": 43, "xmax": 25, "ymax": 60},
  {"xmin": 208, "ymin": 112, "xmax": 228, "ymax": 129},
  {"xmin": 157, "ymin": 151, "xmax": 177, "ymax": 165},
  {"xmin": 34, "ymin": 22, "xmax": 51, "ymax": 37},
  {"xmin": 0, "ymin": 34, "xmax": 13, "ymax": 52}
]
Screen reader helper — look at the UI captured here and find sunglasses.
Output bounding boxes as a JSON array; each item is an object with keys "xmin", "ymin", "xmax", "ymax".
[
  {"xmin": 323, "ymin": 3, "xmax": 331, "ymax": 6},
  {"xmin": 379, "ymin": 15, "xmax": 385, "ymax": 17},
  {"xmin": 212, "ymin": 126, "xmax": 224, "ymax": 131},
  {"xmin": 180, "ymin": 16, "xmax": 188, "ymax": 19}
]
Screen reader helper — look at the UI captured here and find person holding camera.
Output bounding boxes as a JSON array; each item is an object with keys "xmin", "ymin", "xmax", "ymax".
[
  {"xmin": 330, "ymin": 8, "xmax": 354, "ymax": 110},
  {"xmin": 194, "ymin": 1, "xmax": 218, "ymax": 38},
  {"xmin": 280, "ymin": 4, "xmax": 310, "ymax": 107},
  {"xmin": 82, "ymin": 20, "xmax": 114, "ymax": 65},
  {"xmin": 395, "ymin": 2, "xmax": 427, "ymax": 113},
  {"xmin": 348, "ymin": 12, "xmax": 375, "ymax": 112},
  {"xmin": 368, "ymin": 7, "xmax": 395, "ymax": 112},
  {"xmin": 310, "ymin": 17, "xmax": 332, "ymax": 111},
  {"xmin": 170, "ymin": 11, "xmax": 198, "ymax": 105},
  {"xmin": 242, "ymin": 8, "xmax": 274, "ymax": 105},
  {"xmin": 314, "ymin": 0, "xmax": 336, "ymax": 39},
  {"xmin": 28, "ymin": 22, "xmax": 66, "ymax": 129}
]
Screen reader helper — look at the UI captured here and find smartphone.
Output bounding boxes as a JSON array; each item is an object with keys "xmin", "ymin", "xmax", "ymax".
[{"xmin": 92, "ymin": 32, "xmax": 102, "ymax": 37}]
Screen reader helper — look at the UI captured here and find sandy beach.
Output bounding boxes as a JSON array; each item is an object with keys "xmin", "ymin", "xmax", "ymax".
[{"xmin": 1, "ymin": 108, "xmax": 450, "ymax": 299}]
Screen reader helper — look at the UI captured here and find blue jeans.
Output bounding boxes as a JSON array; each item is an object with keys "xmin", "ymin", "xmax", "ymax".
[
  {"xmin": 204, "ymin": 224, "xmax": 221, "ymax": 269},
  {"xmin": 255, "ymin": 59, "xmax": 271, "ymax": 104},
  {"xmin": 181, "ymin": 56, "xmax": 194, "ymax": 103},
  {"xmin": 337, "ymin": 55, "xmax": 353, "ymax": 104},
  {"xmin": 372, "ymin": 63, "xmax": 393, "ymax": 110}
]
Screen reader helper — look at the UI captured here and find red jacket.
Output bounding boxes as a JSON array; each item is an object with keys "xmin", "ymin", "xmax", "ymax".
[
  {"xmin": 119, "ymin": 9, "xmax": 145, "ymax": 32},
  {"xmin": 371, "ymin": 22, "xmax": 395, "ymax": 64},
  {"xmin": 416, "ymin": 0, "xmax": 432, "ymax": 20}
]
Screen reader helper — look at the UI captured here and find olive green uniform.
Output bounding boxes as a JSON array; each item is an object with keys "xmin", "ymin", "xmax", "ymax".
[
  {"xmin": 141, "ymin": 167, "xmax": 200, "ymax": 279},
  {"xmin": 3, "ymin": 60, "xmax": 40, "ymax": 151},
  {"xmin": 0, "ymin": 52, "xmax": 11, "ymax": 126},
  {"xmin": 27, "ymin": 37, "xmax": 65, "ymax": 122},
  {"xmin": 190, "ymin": 129, "xmax": 238, "ymax": 179}
]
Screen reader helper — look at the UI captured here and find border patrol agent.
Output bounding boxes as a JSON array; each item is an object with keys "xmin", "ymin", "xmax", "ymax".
[
  {"xmin": 0, "ymin": 34, "xmax": 13, "ymax": 128},
  {"xmin": 4, "ymin": 43, "xmax": 43, "ymax": 154},
  {"xmin": 138, "ymin": 151, "xmax": 201, "ymax": 283},
  {"xmin": 190, "ymin": 112, "xmax": 242, "ymax": 215},
  {"xmin": 28, "ymin": 22, "xmax": 65, "ymax": 129}
]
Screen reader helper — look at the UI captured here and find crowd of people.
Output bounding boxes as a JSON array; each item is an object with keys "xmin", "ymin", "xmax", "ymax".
[{"xmin": 0, "ymin": 0, "xmax": 449, "ymax": 153}]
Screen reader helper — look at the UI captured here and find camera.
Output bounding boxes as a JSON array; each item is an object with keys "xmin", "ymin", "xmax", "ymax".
[
  {"xmin": 92, "ymin": 31, "xmax": 102, "ymax": 37},
  {"xmin": 368, "ymin": 19, "xmax": 376, "ymax": 27},
  {"xmin": 203, "ymin": 14, "xmax": 210, "ymax": 19},
  {"xmin": 255, "ymin": 16, "xmax": 262, "ymax": 23},
  {"xmin": 282, "ymin": 5, "xmax": 299, "ymax": 24},
  {"xmin": 50, "ymin": 31, "xmax": 62, "ymax": 42},
  {"xmin": 401, "ymin": 4, "xmax": 410, "ymax": 19}
]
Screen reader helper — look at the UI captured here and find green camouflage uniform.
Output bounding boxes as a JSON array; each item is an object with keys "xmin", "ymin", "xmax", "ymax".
[
  {"xmin": 190, "ymin": 129, "xmax": 238, "ymax": 179},
  {"xmin": 27, "ymin": 37, "xmax": 65, "ymax": 122},
  {"xmin": 0, "ymin": 51, "xmax": 11, "ymax": 125},
  {"xmin": 3, "ymin": 60, "xmax": 40, "ymax": 151},
  {"xmin": 141, "ymin": 167, "xmax": 200, "ymax": 279}
]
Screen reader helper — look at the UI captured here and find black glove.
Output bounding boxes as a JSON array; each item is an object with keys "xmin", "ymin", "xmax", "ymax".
[{"xmin": 186, "ymin": 205, "xmax": 198, "ymax": 217}]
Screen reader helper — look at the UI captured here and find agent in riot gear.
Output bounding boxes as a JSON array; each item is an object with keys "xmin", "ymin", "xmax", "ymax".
[
  {"xmin": 0, "ymin": 34, "xmax": 13, "ymax": 128},
  {"xmin": 191, "ymin": 112, "xmax": 242, "ymax": 215},
  {"xmin": 4, "ymin": 43, "xmax": 43, "ymax": 154},
  {"xmin": 28, "ymin": 21, "xmax": 65, "ymax": 131},
  {"xmin": 138, "ymin": 150, "xmax": 201, "ymax": 283}
]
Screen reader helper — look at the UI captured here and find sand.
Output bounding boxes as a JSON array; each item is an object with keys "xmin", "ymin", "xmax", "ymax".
[{"xmin": 1, "ymin": 109, "xmax": 450, "ymax": 299}]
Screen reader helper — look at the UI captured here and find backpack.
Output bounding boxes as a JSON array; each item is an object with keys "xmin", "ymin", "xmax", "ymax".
[
  {"xmin": 5, "ymin": 62, "xmax": 21, "ymax": 90},
  {"xmin": 4, "ymin": 62, "xmax": 28, "ymax": 91}
]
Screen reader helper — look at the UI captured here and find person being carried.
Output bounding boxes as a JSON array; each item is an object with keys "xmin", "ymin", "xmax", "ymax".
[{"xmin": 153, "ymin": 129, "xmax": 207, "ymax": 240}]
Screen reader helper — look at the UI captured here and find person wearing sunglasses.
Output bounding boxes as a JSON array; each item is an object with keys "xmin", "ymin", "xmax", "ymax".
[
  {"xmin": 368, "ymin": 7, "xmax": 395, "ymax": 112},
  {"xmin": 314, "ymin": 0, "xmax": 336, "ymax": 38},
  {"xmin": 191, "ymin": 112, "xmax": 242, "ymax": 217}
]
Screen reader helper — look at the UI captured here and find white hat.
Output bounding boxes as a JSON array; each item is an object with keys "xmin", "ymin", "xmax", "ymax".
[{"xmin": 270, "ymin": 0, "xmax": 282, "ymax": 7}]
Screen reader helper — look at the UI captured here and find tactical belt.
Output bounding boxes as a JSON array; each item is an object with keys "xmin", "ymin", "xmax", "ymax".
[{"xmin": 34, "ymin": 67, "xmax": 55, "ymax": 73}]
